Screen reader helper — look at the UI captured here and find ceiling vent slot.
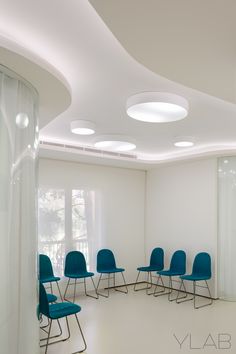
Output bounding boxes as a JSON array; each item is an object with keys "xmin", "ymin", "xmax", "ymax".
[{"xmin": 40, "ymin": 140, "xmax": 137, "ymax": 160}]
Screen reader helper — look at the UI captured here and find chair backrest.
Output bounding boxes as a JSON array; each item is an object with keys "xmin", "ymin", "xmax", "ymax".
[
  {"xmin": 192, "ymin": 252, "xmax": 211, "ymax": 278},
  {"xmin": 39, "ymin": 254, "xmax": 54, "ymax": 280},
  {"xmin": 64, "ymin": 251, "xmax": 87, "ymax": 275},
  {"xmin": 97, "ymin": 249, "xmax": 116, "ymax": 272},
  {"xmin": 39, "ymin": 282, "xmax": 50, "ymax": 317},
  {"xmin": 169, "ymin": 250, "xmax": 186, "ymax": 274},
  {"xmin": 150, "ymin": 247, "xmax": 164, "ymax": 269}
]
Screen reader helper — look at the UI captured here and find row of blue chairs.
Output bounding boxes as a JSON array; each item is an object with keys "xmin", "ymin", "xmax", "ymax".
[
  {"xmin": 39, "ymin": 249, "xmax": 128, "ymax": 303},
  {"xmin": 134, "ymin": 248, "xmax": 213, "ymax": 309},
  {"xmin": 39, "ymin": 248, "xmax": 213, "ymax": 353},
  {"xmin": 39, "ymin": 249, "xmax": 127, "ymax": 353}
]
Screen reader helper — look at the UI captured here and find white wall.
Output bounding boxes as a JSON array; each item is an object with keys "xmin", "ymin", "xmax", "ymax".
[
  {"xmin": 39, "ymin": 158, "xmax": 146, "ymax": 288},
  {"xmin": 145, "ymin": 158, "xmax": 218, "ymax": 298},
  {"xmin": 39, "ymin": 157, "xmax": 218, "ymax": 298}
]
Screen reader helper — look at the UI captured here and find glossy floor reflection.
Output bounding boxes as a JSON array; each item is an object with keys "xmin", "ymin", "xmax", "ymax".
[{"xmin": 40, "ymin": 285, "xmax": 236, "ymax": 354}]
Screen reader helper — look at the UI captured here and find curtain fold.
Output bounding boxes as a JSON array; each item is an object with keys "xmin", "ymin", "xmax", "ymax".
[
  {"xmin": 0, "ymin": 66, "xmax": 39, "ymax": 354},
  {"xmin": 218, "ymin": 157, "xmax": 236, "ymax": 301}
]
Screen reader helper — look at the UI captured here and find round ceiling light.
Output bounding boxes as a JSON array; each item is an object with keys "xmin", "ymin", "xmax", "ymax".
[
  {"xmin": 174, "ymin": 137, "xmax": 195, "ymax": 147},
  {"xmin": 126, "ymin": 92, "xmax": 189, "ymax": 123},
  {"xmin": 71, "ymin": 120, "xmax": 95, "ymax": 135},
  {"xmin": 94, "ymin": 135, "xmax": 136, "ymax": 152}
]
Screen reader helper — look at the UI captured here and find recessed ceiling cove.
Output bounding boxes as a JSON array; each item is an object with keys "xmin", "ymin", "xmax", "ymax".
[
  {"xmin": 0, "ymin": 45, "xmax": 71, "ymax": 128},
  {"xmin": 89, "ymin": 0, "xmax": 236, "ymax": 104},
  {"xmin": 1, "ymin": 0, "xmax": 236, "ymax": 166}
]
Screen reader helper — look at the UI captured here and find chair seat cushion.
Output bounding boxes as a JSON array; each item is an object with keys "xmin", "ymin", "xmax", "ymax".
[
  {"xmin": 49, "ymin": 302, "xmax": 81, "ymax": 319},
  {"xmin": 40, "ymin": 276, "xmax": 61, "ymax": 283},
  {"xmin": 180, "ymin": 274, "xmax": 211, "ymax": 281},
  {"xmin": 98, "ymin": 268, "xmax": 125, "ymax": 274},
  {"xmin": 157, "ymin": 270, "xmax": 185, "ymax": 276},
  {"xmin": 64, "ymin": 271, "xmax": 94, "ymax": 279},
  {"xmin": 47, "ymin": 293, "xmax": 57, "ymax": 303},
  {"xmin": 137, "ymin": 266, "xmax": 163, "ymax": 272}
]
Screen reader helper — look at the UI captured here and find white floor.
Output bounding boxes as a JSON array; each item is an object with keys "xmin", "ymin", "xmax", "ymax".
[{"xmin": 40, "ymin": 285, "xmax": 236, "ymax": 354}]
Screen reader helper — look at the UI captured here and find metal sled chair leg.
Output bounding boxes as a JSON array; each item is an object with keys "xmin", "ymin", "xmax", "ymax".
[
  {"xmin": 96, "ymin": 273, "xmax": 111, "ymax": 298},
  {"xmin": 64, "ymin": 251, "xmax": 98, "ymax": 302},
  {"xmin": 96, "ymin": 271, "xmax": 128, "ymax": 297},
  {"xmin": 176, "ymin": 252, "xmax": 213, "ymax": 309},
  {"xmin": 133, "ymin": 271, "xmax": 152, "ymax": 292},
  {"xmin": 153, "ymin": 274, "xmax": 166, "ymax": 296},
  {"xmin": 84, "ymin": 276, "xmax": 99, "ymax": 299},
  {"xmin": 114, "ymin": 272, "xmax": 128, "ymax": 294},
  {"xmin": 39, "ymin": 282, "xmax": 87, "ymax": 354},
  {"xmin": 153, "ymin": 275, "xmax": 187, "ymax": 301},
  {"xmin": 177, "ymin": 280, "xmax": 213, "ymax": 309},
  {"xmin": 96, "ymin": 249, "xmax": 128, "ymax": 298},
  {"xmin": 134, "ymin": 247, "xmax": 164, "ymax": 294},
  {"xmin": 39, "ymin": 293, "xmax": 58, "ymax": 333},
  {"xmin": 40, "ymin": 319, "xmax": 63, "ymax": 342},
  {"xmin": 154, "ymin": 250, "xmax": 186, "ymax": 301}
]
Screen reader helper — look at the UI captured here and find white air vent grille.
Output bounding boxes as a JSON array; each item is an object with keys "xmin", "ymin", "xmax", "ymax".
[{"xmin": 40, "ymin": 140, "xmax": 137, "ymax": 160}]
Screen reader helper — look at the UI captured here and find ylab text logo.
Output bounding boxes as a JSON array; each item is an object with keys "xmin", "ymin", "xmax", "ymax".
[{"xmin": 173, "ymin": 333, "xmax": 232, "ymax": 350}]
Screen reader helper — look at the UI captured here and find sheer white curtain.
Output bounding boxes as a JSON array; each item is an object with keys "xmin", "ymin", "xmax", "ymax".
[
  {"xmin": 0, "ymin": 66, "xmax": 39, "ymax": 354},
  {"xmin": 218, "ymin": 157, "xmax": 236, "ymax": 300},
  {"xmin": 84, "ymin": 190, "xmax": 101, "ymax": 271}
]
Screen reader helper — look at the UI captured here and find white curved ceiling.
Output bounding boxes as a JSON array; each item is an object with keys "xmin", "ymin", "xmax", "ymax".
[
  {"xmin": 89, "ymin": 0, "xmax": 236, "ymax": 104},
  {"xmin": 1, "ymin": 0, "xmax": 236, "ymax": 166},
  {"xmin": 0, "ymin": 45, "xmax": 71, "ymax": 128}
]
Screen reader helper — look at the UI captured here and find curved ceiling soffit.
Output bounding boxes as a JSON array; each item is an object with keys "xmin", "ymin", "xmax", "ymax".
[
  {"xmin": 89, "ymin": 0, "xmax": 236, "ymax": 105},
  {"xmin": 85, "ymin": 0, "xmax": 236, "ymax": 164},
  {"xmin": 39, "ymin": 140, "xmax": 236, "ymax": 167},
  {"xmin": 0, "ymin": 35, "xmax": 71, "ymax": 128}
]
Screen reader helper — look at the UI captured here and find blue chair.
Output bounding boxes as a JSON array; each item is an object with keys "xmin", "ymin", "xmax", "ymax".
[
  {"xmin": 38, "ymin": 293, "xmax": 57, "ymax": 322},
  {"xmin": 64, "ymin": 251, "xmax": 98, "ymax": 302},
  {"xmin": 47, "ymin": 294, "xmax": 57, "ymax": 303},
  {"xmin": 39, "ymin": 254, "xmax": 63, "ymax": 301},
  {"xmin": 176, "ymin": 252, "xmax": 213, "ymax": 309},
  {"xmin": 154, "ymin": 250, "xmax": 187, "ymax": 301},
  {"xmin": 39, "ymin": 282, "xmax": 87, "ymax": 354},
  {"xmin": 134, "ymin": 247, "xmax": 164, "ymax": 295},
  {"xmin": 96, "ymin": 249, "xmax": 128, "ymax": 297},
  {"xmin": 39, "ymin": 293, "xmax": 61, "ymax": 341}
]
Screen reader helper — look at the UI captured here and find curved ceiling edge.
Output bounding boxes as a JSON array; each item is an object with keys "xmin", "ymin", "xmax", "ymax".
[
  {"xmin": 89, "ymin": 0, "xmax": 236, "ymax": 105},
  {"xmin": 0, "ymin": 36, "xmax": 71, "ymax": 128},
  {"xmin": 138, "ymin": 145, "xmax": 236, "ymax": 164},
  {"xmin": 39, "ymin": 139, "xmax": 236, "ymax": 168}
]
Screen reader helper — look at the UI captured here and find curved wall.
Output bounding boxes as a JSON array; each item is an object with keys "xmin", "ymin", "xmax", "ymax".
[{"xmin": 0, "ymin": 65, "xmax": 39, "ymax": 354}]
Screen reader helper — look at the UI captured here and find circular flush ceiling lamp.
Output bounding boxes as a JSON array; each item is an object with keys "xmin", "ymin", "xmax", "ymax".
[
  {"xmin": 174, "ymin": 137, "xmax": 195, "ymax": 147},
  {"xmin": 94, "ymin": 135, "xmax": 136, "ymax": 152},
  {"xmin": 126, "ymin": 92, "xmax": 189, "ymax": 123},
  {"xmin": 71, "ymin": 120, "xmax": 95, "ymax": 135}
]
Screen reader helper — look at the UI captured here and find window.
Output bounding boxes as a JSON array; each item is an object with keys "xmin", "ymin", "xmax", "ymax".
[
  {"xmin": 38, "ymin": 188, "xmax": 99, "ymax": 276},
  {"xmin": 72, "ymin": 190, "xmax": 89, "ymax": 265},
  {"xmin": 38, "ymin": 188, "xmax": 65, "ymax": 276}
]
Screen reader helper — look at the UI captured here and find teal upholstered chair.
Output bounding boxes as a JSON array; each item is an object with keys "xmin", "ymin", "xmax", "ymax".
[
  {"xmin": 134, "ymin": 247, "xmax": 164, "ymax": 294},
  {"xmin": 38, "ymin": 293, "xmax": 60, "ymax": 341},
  {"xmin": 39, "ymin": 282, "xmax": 87, "ymax": 354},
  {"xmin": 176, "ymin": 252, "xmax": 213, "ymax": 309},
  {"xmin": 96, "ymin": 249, "xmax": 128, "ymax": 297},
  {"xmin": 39, "ymin": 254, "xmax": 63, "ymax": 301},
  {"xmin": 64, "ymin": 250, "xmax": 98, "ymax": 302},
  {"xmin": 154, "ymin": 250, "xmax": 187, "ymax": 301}
]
